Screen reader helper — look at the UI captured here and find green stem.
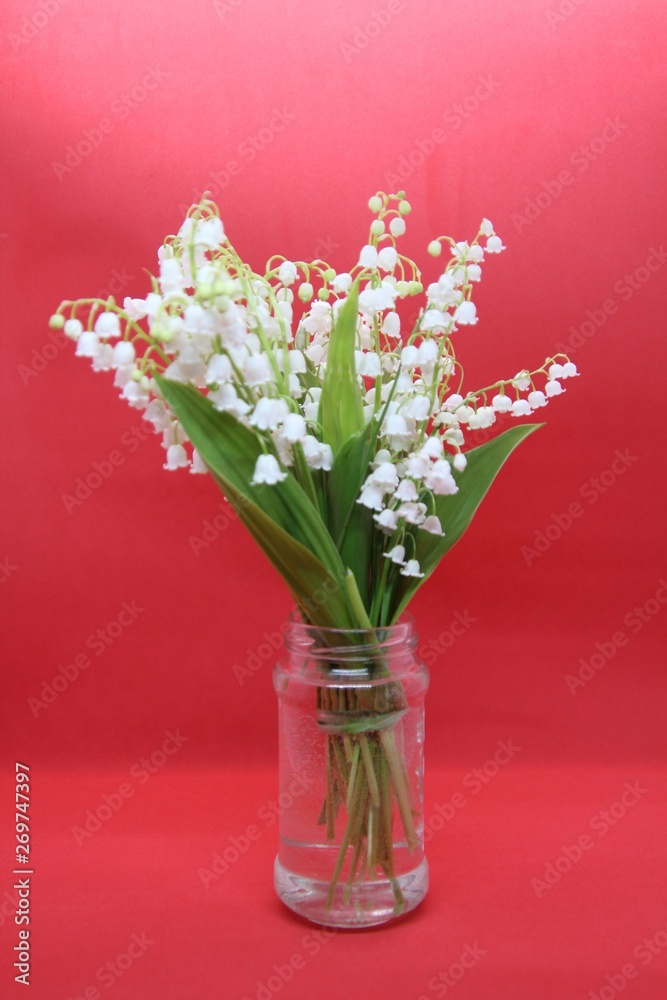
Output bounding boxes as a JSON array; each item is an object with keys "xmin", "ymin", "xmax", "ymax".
[{"xmin": 379, "ymin": 729, "xmax": 418, "ymax": 851}]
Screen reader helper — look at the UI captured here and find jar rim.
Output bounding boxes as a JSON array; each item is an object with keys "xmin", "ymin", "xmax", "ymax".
[{"xmin": 283, "ymin": 609, "xmax": 417, "ymax": 659}]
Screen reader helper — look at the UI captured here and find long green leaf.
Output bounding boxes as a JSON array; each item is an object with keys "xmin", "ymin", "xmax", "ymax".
[
  {"xmin": 325, "ymin": 420, "xmax": 377, "ymax": 608},
  {"xmin": 156, "ymin": 377, "xmax": 359, "ymax": 627},
  {"xmin": 319, "ymin": 282, "xmax": 364, "ymax": 453},
  {"xmin": 209, "ymin": 469, "xmax": 357, "ymax": 629},
  {"xmin": 389, "ymin": 423, "xmax": 543, "ymax": 622}
]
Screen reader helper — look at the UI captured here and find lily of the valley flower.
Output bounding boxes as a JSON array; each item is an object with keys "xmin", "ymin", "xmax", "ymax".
[{"xmin": 251, "ymin": 454, "xmax": 287, "ymax": 486}]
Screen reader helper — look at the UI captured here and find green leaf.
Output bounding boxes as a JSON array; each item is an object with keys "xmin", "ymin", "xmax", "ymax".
[
  {"xmin": 325, "ymin": 420, "xmax": 377, "ymax": 608},
  {"xmin": 319, "ymin": 282, "xmax": 364, "ymax": 453},
  {"xmin": 209, "ymin": 468, "xmax": 357, "ymax": 629},
  {"xmin": 156, "ymin": 377, "xmax": 358, "ymax": 627},
  {"xmin": 388, "ymin": 423, "xmax": 543, "ymax": 623}
]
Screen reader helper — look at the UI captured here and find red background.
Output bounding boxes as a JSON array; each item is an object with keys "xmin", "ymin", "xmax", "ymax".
[{"xmin": 2, "ymin": 0, "xmax": 666, "ymax": 997}]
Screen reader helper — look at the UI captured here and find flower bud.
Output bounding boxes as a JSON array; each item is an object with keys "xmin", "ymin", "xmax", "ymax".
[
  {"xmin": 49, "ymin": 314, "xmax": 65, "ymax": 330},
  {"xmin": 368, "ymin": 195, "xmax": 383, "ymax": 213},
  {"xmin": 298, "ymin": 282, "xmax": 314, "ymax": 302},
  {"xmin": 428, "ymin": 240, "xmax": 442, "ymax": 257}
]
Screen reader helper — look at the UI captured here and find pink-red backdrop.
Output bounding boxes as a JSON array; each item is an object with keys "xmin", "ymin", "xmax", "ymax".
[{"xmin": 1, "ymin": 1, "xmax": 666, "ymax": 998}]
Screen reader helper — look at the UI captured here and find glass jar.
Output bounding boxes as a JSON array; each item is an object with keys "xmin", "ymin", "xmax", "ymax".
[{"xmin": 273, "ymin": 615, "xmax": 429, "ymax": 928}]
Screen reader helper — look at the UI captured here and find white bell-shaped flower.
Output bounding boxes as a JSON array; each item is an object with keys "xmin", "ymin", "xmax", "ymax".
[
  {"xmin": 545, "ymin": 379, "xmax": 564, "ymax": 397},
  {"xmin": 422, "ymin": 437, "xmax": 444, "ymax": 460},
  {"xmin": 425, "ymin": 460, "xmax": 459, "ymax": 496},
  {"xmin": 190, "ymin": 449, "xmax": 208, "ymax": 474},
  {"xmin": 383, "ymin": 545, "xmax": 406, "ymax": 565},
  {"xmin": 244, "ymin": 353, "xmax": 274, "ymax": 386},
  {"xmin": 250, "ymin": 454, "xmax": 287, "ymax": 486},
  {"xmin": 454, "ymin": 301, "xmax": 478, "ymax": 325},
  {"xmin": 91, "ymin": 343, "xmax": 114, "ymax": 371},
  {"xmin": 357, "ymin": 483, "xmax": 386, "ymax": 511},
  {"xmin": 332, "ymin": 272, "xmax": 352, "ymax": 294},
  {"xmin": 206, "ymin": 354, "xmax": 232, "ymax": 384},
  {"xmin": 112, "ymin": 341, "xmax": 136, "ymax": 367},
  {"xmin": 401, "ymin": 345, "xmax": 419, "ymax": 369},
  {"xmin": 278, "ymin": 261, "xmax": 297, "ymax": 286},
  {"xmin": 75, "ymin": 332, "xmax": 99, "ymax": 357},
  {"xmin": 511, "ymin": 399, "xmax": 532, "ymax": 416},
  {"xmin": 358, "ymin": 245, "xmax": 378, "ymax": 268},
  {"xmin": 250, "ymin": 396, "xmax": 290, "ymax": 431},
  {"xmin": 94, "ymin": 312, "xmax": 121, "ymax": 339},
  {"xmin": 373, "ymin": 508, "xmax": 399, "ymax": 534},
  {"xmin": 209, "ymin": 383, "xmax": 251, "ymax": 418},
  {"xmin": 396, "ymin": 501, "xmax": 427, "ymax": 525},
  {"xmin": 404, "ymin": 453, "xmax": 431, "ymax": 479},
  {"xmin": 527, "ymin": 390, "xmax": 547, "ymax": 409},
  {"xmin": 421, "ymin": 309, "xmax": 449, "ymax": 332},
  {"xmin": 393, "ymin": 479, "xmax": 419, "ymax": 502},
  {"xmin": 492, "ymin": 394, "xmax": 513, "ymax": 413},
  {"xmin": 485, "ymin": 235, "xmax": 505, "ymax": 253},
  {"xmin": 123, "ymin": 380, "xmax": 150, "ymax": 410},
  {"xmin": 400, "ymin": 559, "xmax": 424, "ymax": 578},
  {"xmin": 403, "ymin": 395, "xmax": 431, "ymax": 422},
  {"xmin": 421, "ymin": 515, "xmax": 445, "ymax": 536},
  {"xmin": 381, "ymin": 311, "xmax": 401, "ymax": 338},
  {"xmin": 281, "ymin": 412, "xmax": 307, "ymax": 444},
  {"xmin": 377, "ymin": 246, "xmax": 397, "ymax": 271},
  {"xmin": 368, "ymin": 462, "xmax": 399, "ymax": 492},
  {"xmin": 144, "ymin": 400, "xmax": 172, "ymax": 431},
  {"xmin": 64, "ymin": 318, "xmax": 83, "ymax": 340},
  {"xmin": 288, "ymin": 350, "xmax": 306, "ymax": 373},
  {"xmin": 163, "ymin": 444, "xmax": 189, "ymax": 471},
  {"xmin": 301, "ymin": 435, "xmax": 333, "ymax": 471}
]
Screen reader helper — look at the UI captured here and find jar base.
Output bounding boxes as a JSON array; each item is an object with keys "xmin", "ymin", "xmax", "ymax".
[{"xmin": 274, "ymin": 856, "xmax": 428, "ymax": 928}]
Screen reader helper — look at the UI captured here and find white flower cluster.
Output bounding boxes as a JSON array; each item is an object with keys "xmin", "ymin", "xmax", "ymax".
[{"xmin": 52, "ymin": 192, "xmax": 577, "ymax": 578}]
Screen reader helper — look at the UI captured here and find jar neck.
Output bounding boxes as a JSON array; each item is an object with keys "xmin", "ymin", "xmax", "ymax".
[{"xmin": 282, "ymin": 613, "xmax": 418, "ymax": 669}]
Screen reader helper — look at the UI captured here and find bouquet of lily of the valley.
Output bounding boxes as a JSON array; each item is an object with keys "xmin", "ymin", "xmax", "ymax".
[{"xmin": 51, "ymin": 191, "xmax": 577, "ymax": 913}]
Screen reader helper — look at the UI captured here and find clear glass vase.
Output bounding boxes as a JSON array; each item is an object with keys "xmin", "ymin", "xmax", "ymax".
[{"xmin": 273, "ymin": 615, "xmax": 429, "ymax": 928}]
